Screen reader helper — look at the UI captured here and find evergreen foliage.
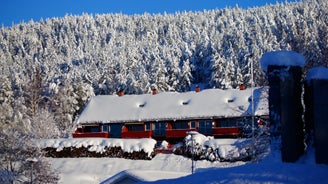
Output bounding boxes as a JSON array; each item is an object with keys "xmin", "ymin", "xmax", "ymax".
[{"xmin": 0, "ymin": 0, "xmax": 327, "ymax": 137}]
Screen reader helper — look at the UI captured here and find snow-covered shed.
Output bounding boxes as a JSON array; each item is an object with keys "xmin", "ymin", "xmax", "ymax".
[
  {"xmin": 100, "ymin": 169, "xmax": 188, "ymax": 184},
  {"xmin": 74, "ymin": 87, "xmax": 269, "ymax": 139}
]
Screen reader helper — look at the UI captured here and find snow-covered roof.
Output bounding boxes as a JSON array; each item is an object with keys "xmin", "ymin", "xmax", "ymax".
[
  {"xmin": 77, "ymin": 87, "xmax": 269, "ymax": 124},
  {"xmin": 260, "ymin": 50, "xmax": 305, "ymax": 72},
  {"xmin": 100, "ymin": 169, "xmax": 188, "ymax": 184},
  {"xmin": 306, "ymin": 66, "xmax": 328, "ymax": 84}
]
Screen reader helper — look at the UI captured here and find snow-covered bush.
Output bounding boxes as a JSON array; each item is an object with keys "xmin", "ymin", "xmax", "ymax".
[
  {"xmin": 183, "ymin": 131, "xmax": 270, "ymax": 162},
  {"xmin": 0, "ymin": 130, "xmax": 59, "ymax": 183},
  {"xmin": 37, "ymin": 138, "xmax": 157, "ymax": 160}
]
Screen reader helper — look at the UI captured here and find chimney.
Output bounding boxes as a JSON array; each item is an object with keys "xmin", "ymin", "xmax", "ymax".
[
  {"xmin": 195, "ymin": 86, "xmax": 201, "ymax": 92},
  {"xmin": 152, "ymin": 88, "xmax": 158, "ymax": 95},
  {"xmin": 117, "ymin": 90, "xmax": 124, "ymax": 97},
  {"xmin": 239, "ymin": 84, "xmax": 246, "ymax": 90}
]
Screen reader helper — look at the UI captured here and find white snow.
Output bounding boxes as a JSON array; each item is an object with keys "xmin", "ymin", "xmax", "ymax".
[
  {"xmin": 260, "ymin": 50, "xmax": 306, "ymax": 71},
  {"xmin": 48, "ymin": 145, "xmax": 328, "ymax": 184},
  {"xmin": 77, "ymin": 87, "xmax": 268, "ymax": 124},
  {"xmin": 49, "ymin": 153, "xmax": 245, "ymax": 184},
  {"xmin": 147, "ymin": 153, "xmax": 328, "ymax": 184},
  {"xmin": 100, "ymin": 169, "xmax": 188, "ymax": 183},
  {"xmin": 306, "ymin": 66, "xmax": 328, "ymax": 83},
  {"xmin": 39, "ymin": 136, "xmax": 328, "ymax": 184},
  {"xmin": 36, "ymin": 136, "xmax": 253, "ymax": 161},
  {"xmin": 37, "ymin": 137, "xmax": 249, "ymax": 183},
  {"xmin": 36, "ymin": 138, "xmax": 157, "ymax": 156}
]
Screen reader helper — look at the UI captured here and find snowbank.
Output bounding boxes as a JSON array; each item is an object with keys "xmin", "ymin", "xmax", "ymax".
[
  {"xmin": 260, "ymin": 50, "xmax": 305, "ymax": 71},
  {"xmin": 149, "ymin": 157, "xmax": 328, "ymax": 184},
  {"xmin": 36, "ymin": 134, "xmax": 262, "ymax": 162},
  {"xmin": 36, "ymin": 138, "xmax": 157, "ymax": 157},
  {"xmin": 184, "ymin": 132, "xmax": 260, "ymax": 161}
]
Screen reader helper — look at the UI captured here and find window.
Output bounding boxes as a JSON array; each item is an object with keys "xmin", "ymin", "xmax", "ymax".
[
  {"xmin": 145, "ymin": 123, "xmax": 151, "ymax": 131},
  {"xmin": 110, "ymin": 124, "xmax": 123, "ymax": 138},
  {"xmin": 127, "ymin": 125, "xmax": 144, "ymax": 132},
  {"xmin": 172, "ymin": 121, "xmax": 188, "ymax": 129},
  {"xmin": 190, "ymin": 121, "xmax": 196, "ymax": 129},
  {"xmin": 84, "ymin": 126, "xmax": 100, "ymax": 133},
  {"xmin": 217, "ymin": 119, "xmax": 237, "ymax": 127},
  {"xmin": 139, "ymin": 103, "xmax": 146, "ymax": 108},
  {"xmin": 182, "ymin": 99, "xmax": 191, "ymax": 105},
  {"xmin": 153, "ymin": 122, "xmax": 166, "ymax": 136},
  {"xmin": 102, "ymin": 125, "xmax": 109, "ymax": 132},
  {"xmin": 199, "ymin": 120, "xmax": 212, "ymax": 128},
  {"xmin": 199, "ymin": 120, "xmax": 213, "ymax": 134}
]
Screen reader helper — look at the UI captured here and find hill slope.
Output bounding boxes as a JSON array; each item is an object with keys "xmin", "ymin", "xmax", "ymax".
[{"xmin": 0, "ymin": 0, "xmax": 327, "ymax": 136}]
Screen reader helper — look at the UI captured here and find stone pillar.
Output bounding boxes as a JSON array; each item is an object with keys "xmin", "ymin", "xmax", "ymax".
[
  {"xmin": 260, "ymin": 50, "xmax": 306, "ymax": 163},
  {"xmin": 267, "ymin": 65, "xmax": 304, "ymax": 162},
  {"xmin": 305, "ymin": 67, "xmax": 328, "ymax": 164}
]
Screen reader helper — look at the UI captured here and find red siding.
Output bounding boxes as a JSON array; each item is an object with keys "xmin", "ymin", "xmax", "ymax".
[
  {"xmin": 212, "ymin": 127, "xmax": 240, "ymax": 137},
  {"xmin": 165, "ymin": 129, "xmax": 197, "ymax": 138},
  {"xmin": 121, "ymin": 131, "xmax": 152, "ymax": 138}
]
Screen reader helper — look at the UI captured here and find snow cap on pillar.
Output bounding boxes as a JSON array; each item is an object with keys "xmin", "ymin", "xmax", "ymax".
[
  {"xmin": 260, "ymin": 50, "xmax": 305, "ymax": 72},
  {"xmin": 306, "ymin": 67, "xmax": 328, "ymax": 84}
]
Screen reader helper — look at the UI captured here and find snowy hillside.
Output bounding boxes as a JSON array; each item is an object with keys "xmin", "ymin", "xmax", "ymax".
[{"xmin": 1, "ymin": 0, "xmax": 328, "ymax": 141}]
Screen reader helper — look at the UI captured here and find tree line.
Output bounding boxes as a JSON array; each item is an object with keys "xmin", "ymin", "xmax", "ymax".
[{"xmin": 0, "ymin": 0, "xmax": 327, "ymax": 137}]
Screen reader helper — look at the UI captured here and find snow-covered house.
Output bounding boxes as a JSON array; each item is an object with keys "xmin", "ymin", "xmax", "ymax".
[{"xmin": 73, "ymin": 87, "xmax": 269, "ymax": 140}]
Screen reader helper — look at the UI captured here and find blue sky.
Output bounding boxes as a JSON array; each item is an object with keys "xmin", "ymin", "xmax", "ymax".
[{"xmin": 1, "ymin": 0, "xmax": 299, "ymax": 27}]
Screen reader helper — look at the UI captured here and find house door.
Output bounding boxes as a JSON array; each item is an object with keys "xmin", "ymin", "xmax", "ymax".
[
  {"xmin": 152, "ymin": 122, "xmax": 166, "ymax": 137},
  {"xmin": 109, "ymin": 124, "xmax": 123, "ymax": 138}
]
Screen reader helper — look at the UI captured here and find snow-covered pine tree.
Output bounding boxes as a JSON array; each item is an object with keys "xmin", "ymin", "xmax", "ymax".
[
  {"xmin": 0, "ymin": 0, "xmax": 327, "ymax": 141},
  {"xmin": 178, "ymin": 58, "xmax": 192, "ymax": 92},
  {"xmin": 0, "ymin": 70, "xmax": 14, "ymax": 128}
]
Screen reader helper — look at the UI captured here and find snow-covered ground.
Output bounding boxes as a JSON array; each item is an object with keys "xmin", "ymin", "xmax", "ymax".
[
  {"xmin": 45, "ymin": 137, "xmax": 328, "ymax": 183},
  {"xmin": 49, "ymin": 153, "xmax": 244, "ymax": 183},
  {"xmin": 147, "ymin": 148, "xmax": 328, "ymax": 184},
  {"xmin": 49, "ymin": 146, "xmax": 328, "ymax": 184}
]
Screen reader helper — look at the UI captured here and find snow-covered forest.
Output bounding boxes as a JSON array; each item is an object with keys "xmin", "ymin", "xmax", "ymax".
[
  {"xmin": 0, "ymin": 0, "xmax": 327, "ymax": 137},
  {"xmin": 1, "ymin": 0, "xmax": 328, "ymax": 182}
]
